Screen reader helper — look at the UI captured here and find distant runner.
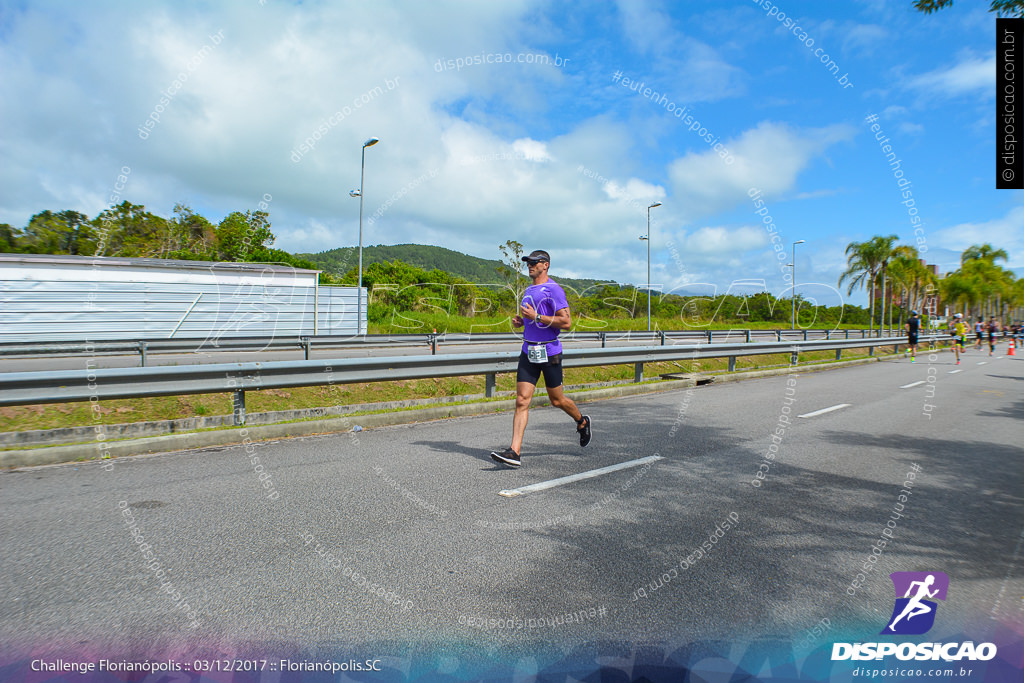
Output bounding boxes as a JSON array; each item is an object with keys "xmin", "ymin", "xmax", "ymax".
[
  {"xmin": 905, "ymin": 310, "xmax": 920, "ymax": 363},
  {"xmin": 974, "ymin": 317, "xmax": 985, "ymax": 349},
  {"xmin": 987, "ymin": 316, "xmax": 1000, "ymax": 356},
  {"xmin": 951, "ymin": 313, "xmax": 967, "ymax": 365},
  {"xmin": 490, "ymin": 249, "xmax": 591, "ymax": 468}
]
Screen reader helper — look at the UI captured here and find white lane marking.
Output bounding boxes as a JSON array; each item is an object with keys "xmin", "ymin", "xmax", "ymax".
[
  {"xmin": 978, "ymin": 361, "xmax": 988, "ymax": 365},
  {"xmin": 498, "ymin": 455, "xmax": 663, "ymax": 498},
  {"xmin": 900, "ymin": 381, "xmax": 926, "ymax": 389},
  {"xmin": 948, "ymin": 369, "xmax": 963, "ymax": 374},
  {"xmin": 798, "ymin": 404, "xmax": 851, "ymax": 419}
]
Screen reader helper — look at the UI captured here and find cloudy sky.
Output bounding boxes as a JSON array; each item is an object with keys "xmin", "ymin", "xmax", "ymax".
[{"xmin": 0, "ymin": 0, "xmax": 1013, "ymax": 306}]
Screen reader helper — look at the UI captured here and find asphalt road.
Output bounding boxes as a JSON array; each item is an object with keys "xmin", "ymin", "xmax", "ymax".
[{"xmin": 1, "ymin": 350, "xmax": 1020, "ymax": 668}]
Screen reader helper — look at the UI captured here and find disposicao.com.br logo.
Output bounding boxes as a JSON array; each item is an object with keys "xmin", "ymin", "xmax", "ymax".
[{"xmin": 832, "ymin": 571, "xmax": 997, "ymax": 662}]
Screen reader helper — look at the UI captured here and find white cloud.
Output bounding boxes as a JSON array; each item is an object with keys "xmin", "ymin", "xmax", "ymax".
[
  {"xmin": 907, "ymin": 52, "xmax": 995, "ymax": 98},
  {"xmin": 676, "ymin": 225, "xmax": 766, "ymax": 256},
  {"xmin": 667, "ymin": 121, "xmax": 855, "ymax": 219},
  {"xmin": 930, "ymin": 206, "xmax": 1024, "ymax": 267}
]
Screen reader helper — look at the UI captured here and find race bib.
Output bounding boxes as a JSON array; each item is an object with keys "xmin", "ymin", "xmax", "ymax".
[{"xmin": 527, "ymin": 344, "xmax": 549, "ymax": 364}]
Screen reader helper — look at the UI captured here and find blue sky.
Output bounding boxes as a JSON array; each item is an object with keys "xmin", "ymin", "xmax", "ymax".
[{"xmin": 0, "ymin": 0, "xmax": 1013, "ymax": 306}]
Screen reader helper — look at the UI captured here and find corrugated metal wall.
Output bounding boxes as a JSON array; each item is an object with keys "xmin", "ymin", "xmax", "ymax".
[{"xmin": 0, "ymin": 257, "xmax": 364, "ymax": 342}]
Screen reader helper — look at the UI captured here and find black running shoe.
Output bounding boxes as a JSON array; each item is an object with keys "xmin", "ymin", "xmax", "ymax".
[
  {"xmin": 577, "ymin": 415, "xmax": 592, "ymax": 447},
  {"xmin": 490, "ymin": 447, "xmax": 521, "ymax": 468}
]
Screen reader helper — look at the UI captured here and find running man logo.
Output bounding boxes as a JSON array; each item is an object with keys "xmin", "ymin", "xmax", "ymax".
[{"xmin": 881, "ymin": 571, "xmax": 949, "ymax": 635}]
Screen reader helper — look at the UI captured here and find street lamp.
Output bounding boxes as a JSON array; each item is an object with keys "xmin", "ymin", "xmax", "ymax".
[
  {"xmin": 791, "ymin": 239, "xmax": 805, "ymax": 329},
  {"xmin": 639, "ymin": 202, "xmax": 662, "ymax": 332},
  {"xmin": 349, "ymin": 137, "xmax": 379, "ymax": 335}
]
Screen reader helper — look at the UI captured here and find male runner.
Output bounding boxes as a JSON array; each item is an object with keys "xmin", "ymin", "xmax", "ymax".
[
  {"xmin": 974, "ymin": 317, "xmax": 985, "ymax": 349},
  {"xmin": 490, "ymin": 250, "xmax": 591, "ymax": 468},
  {"xmin": 951, "ymin": 313, "xmax": 967, "ymax": 365},
  {"xmin": 905, "ymin": 310, "xmax": 920, "ymax": 362},
  {"xmin": 987, "ymin": 316, "xmax": 1000, "ymax": 356}
]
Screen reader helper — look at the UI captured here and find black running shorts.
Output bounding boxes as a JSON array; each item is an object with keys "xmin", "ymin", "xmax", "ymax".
[
  {"xmin": 908, "ymin": 333, "xmax": 918, "ymax": 345},
  {"xmin": 516, "ymin": 351, "xmax": 563, "ymax": 387}
]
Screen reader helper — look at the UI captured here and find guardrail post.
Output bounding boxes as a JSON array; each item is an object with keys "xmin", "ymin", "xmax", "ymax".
[
  {"xmin": 138, "ymin": 342, "xmax": 148, "ymax": 367},
  {"xmin": 660, "ymin": 330, "xmax": 665, "ymax": 346},
  {"xmin": 745, "ymin": 330, "xmax": 751, "ymax": 343},
  {"xmin": 706, "ymin": 330, "xmax": 712, "ymax": 344},
  {"xmin": 431, "ymin": 334, "xmax": 438, "ymax": 355},
  {"xmin": 233, "ymin": 390, "xmax": 246, "ymax": 426},
  {"xmin": 776, "ymin": 330, "xmax": 782, "ymax": 342},
  {"xmin": 600, "ymin": 332, "xmax": 606, "ymax": 348},
  {"xmin": 791, "ymin": 350, "xmax": 799, "ymax": 365},
  {"xmin": 836, "ymin": 348, "xmax": 842, "ymax": 360},
  {"xmin": 825, "ymin": 330, "xmax": 831, "ymax": 340},
  {"xmin": 868, "ymin": 345, "xmax": 874, "ymax": 356},
  {"xmin": 728, "ymin": 356, "xmax": 736, "ymax": 372},
  {"xmin": 485, "ymin": 373, "xmax": 496, "ymax": 398},
  {"xmin": 634, "ymin": 362, "xmax": 643, "ymax": 383},
  {"xmin": 845, "ymin": 330, "xmax": 849, "ymax": 340},
  {"xmin": 803, "ymin": 330, "xmax": 808, "ymax": 341},
  {"xmin": 862, "ymin": 330, "xmax": 867, "ymax": 339},
  {"xmin": 303, "ymin": 338, "xmax": 311, "ymax": 361}
]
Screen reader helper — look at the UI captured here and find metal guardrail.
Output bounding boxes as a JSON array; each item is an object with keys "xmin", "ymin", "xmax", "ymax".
[
  {"xmin": 0, "ymin": 334, "xmax": 945, "ymax": 425},
  {"xmin": 0, "ymin": 328, "xmax": 906, "ymax": 364}
]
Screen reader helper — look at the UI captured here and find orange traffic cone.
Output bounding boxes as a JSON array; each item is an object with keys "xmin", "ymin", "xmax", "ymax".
[{"xmin": 1009, "ymin": 340, "xmax": 1016, "ymax": 356}]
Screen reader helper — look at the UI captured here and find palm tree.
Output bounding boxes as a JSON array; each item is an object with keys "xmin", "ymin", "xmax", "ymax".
[
  {"xmin": 961, "ymin": 258, "xmax": 1003, "ymax": 318},
  {"xmin": 961, "ymin": 243, "xmax": 1009, "ymax": 266},
  {"xmin": 940, "ymin": 272, "xmax": 976, "ymax": 318},
  {"xmin": 839, "ymin": 240, "xmax": 883, "ymax": 335},
  {"xmin": 888, "ymin": 246, "xmax": 930, "ymax": 327},
  {"xmin": 867, "ymin": 235, "xmax": 900, "ymax": 335},
  {"xmin": 961, "ymin": 244, "xmax": 1011, "ymax": 317},
  {"xmin": 1010, "ymin": 277, "xmax": 1024, "ymax": 321}
]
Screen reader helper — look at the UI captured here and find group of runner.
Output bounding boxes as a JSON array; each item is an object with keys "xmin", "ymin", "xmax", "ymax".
[{"xmin": 911, "ymin": 312, "xmax": 1021, "ymax": 365}]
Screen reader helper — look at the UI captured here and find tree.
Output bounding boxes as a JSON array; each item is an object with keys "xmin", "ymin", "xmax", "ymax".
[
  {"xmin": 215, "ymin": 211, "xmax": 274, "ymax": 261},
  {"xmin": 91, "ymin": 202, "xmax": 169, "ymax": 257},
  {"xmin": 888, "ymin": 246, "xmax": 924, "ymax": 326},
  {"xmin": 939, "ymin": 272, "xmax": 975, "ymax": 318},
  {"xmin": 497, "ymin": 240, "xmax": 526, "ymax": 308},
  {"xmin": 19, "ymin": 210, "xmax": 91, "ymax": 255},
  {"xmin": 914, "ymin": 0, "xmax": 1024, "ymax": 16},
  {"xmin": 961, "ymin": 243, "xmax": 1009, "ymax": 266},
  {"xmin": 0, "ymin": 223, "xmax": 17, "ymax": 252},
  {"xmin": 167, "ymin": 204, "xmax": 217, "ymax": 260},
  {"xmin": 869, "ymin": 235, "xmax": 900, "ymax": 335},
  {"xmin": 839, "ymin": 235, "xmax": 898, "ymax": 336}
]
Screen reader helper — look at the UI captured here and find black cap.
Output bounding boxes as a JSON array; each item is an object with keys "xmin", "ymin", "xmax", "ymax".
[{"xmin": 522, "ymin": 250, "xmax": 550, "ymax": 264}]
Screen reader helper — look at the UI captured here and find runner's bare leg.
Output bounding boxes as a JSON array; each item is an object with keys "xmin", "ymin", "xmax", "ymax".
[{"xmin": 511, "ymin": 381, "xmax": 536, "ymax": 454}]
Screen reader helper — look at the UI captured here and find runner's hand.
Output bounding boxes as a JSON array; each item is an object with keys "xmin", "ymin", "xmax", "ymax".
[
  {"xmin": 520, "ymin": 302, "xmax": 537, "ymax": 321},
  {"xmin": 512, "ymin": 315, "xmax": 524, "ymax": 327}
]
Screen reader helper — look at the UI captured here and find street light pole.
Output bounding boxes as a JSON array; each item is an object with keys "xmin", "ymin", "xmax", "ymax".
[
  {"xmin": 350, "ymin": 137, "xmax": 378, "ymax": 335},
  {"xmin": 642, "ymin": 202, "xmax": 661, "ymax": 332},
  {"xmin": 791, "ymin": 239, "xmax": 805, "ymax": 329}
]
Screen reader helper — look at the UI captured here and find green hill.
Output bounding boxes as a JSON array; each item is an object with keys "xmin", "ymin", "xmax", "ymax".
[{"xmin": 297, "ymin": 243, "xmax": 616, "ymax": 294}]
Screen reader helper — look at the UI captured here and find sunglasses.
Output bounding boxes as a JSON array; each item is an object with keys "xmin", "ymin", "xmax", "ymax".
[{"xmin": 525, "ymin": 259, "xmax": 547, "ymax": 266}]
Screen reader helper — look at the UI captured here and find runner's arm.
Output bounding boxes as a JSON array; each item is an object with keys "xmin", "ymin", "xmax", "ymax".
[{"xmin": 529, "ymin": 306, "xmax": 571, "ymax": 330}]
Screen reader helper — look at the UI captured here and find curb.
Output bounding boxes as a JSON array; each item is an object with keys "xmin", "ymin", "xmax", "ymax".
[{"xmin": 0, "ymin": 352, "xmax": 906, "ymax": 469}]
